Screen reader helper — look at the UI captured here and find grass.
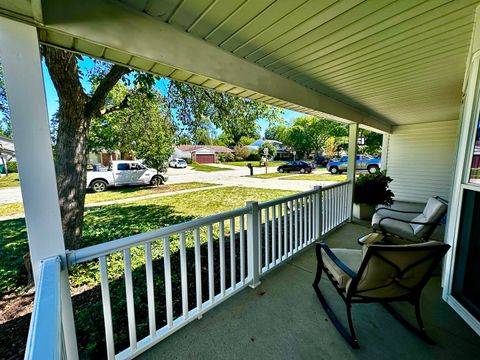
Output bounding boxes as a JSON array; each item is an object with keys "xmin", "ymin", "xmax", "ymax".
[
  {"xmin": 250, "ymin": 172, "xmax": 293, "ymax": 179},
  {"xmin": 190, "ymin": 163, "xmax": 233, "ymax": 172},
  {"xmin": 0, "ymin": 173, "xmax": 20, "ymax": 188},
  {"xmin": 0, "ymin": 182, "xmax": 218, "ymax": 218},
  {"xmin": 0, "ymin": 186, "xmax": 295, "ymax": 358},
  {"xmin": 282, "ymin": 173, "xmax": 347, "ymax": 181},
  {"xmin": 0, "ymin": 186, "xmax": 294, "ymax": 296},
  {"xmin": 224, "ymin": 161, "xmax": 285, "ymax": 167}
]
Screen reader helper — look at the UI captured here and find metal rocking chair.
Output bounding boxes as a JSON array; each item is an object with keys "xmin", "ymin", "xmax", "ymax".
[{"xmin": 312, "ymin": 241, "xmax": 450, "ymax": 348}]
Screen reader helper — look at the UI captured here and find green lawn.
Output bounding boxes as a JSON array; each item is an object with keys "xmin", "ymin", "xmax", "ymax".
[
  {"xmin": 224, "ymin": 161, "xmax": 285, "ymax": 167},
  {"xmin": 282, "ymin": 173, "xmax": 347, "ymax": 181},
  {"xmin": 0, "ymin": 173, "xmax": 20, "ymax": 188},
  {"xmin": 190, "ymin": 163, "xmax": 233, "ymax": 172},
  {"xmin": 0, "ymin": 186, "xmax": 294, "ymax": 296},
  {"xmin": 0, "ymin": 182, "xmax": 217, "ymax": 218},
  {"xmin": 0, "ymin": 185, "xmax": 295, "ymax": 358},
  {"xmin": 250, "ymin": 172, "xmax": 293, "ymax": 179}
]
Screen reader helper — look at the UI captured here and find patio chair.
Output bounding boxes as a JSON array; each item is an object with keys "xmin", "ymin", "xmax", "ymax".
[
  {"xmin": 371, "ymin": 196, "xmax": 448, "ymax": 243},
  {"xmin": 312, "ymin": 240, "xmax": 450, "ymax": 348}
]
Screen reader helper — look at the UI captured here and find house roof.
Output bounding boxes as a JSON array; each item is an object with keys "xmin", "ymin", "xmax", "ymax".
[{"xmin": 176, "ymin": 145, "xmax": 233, "ymax": 153}]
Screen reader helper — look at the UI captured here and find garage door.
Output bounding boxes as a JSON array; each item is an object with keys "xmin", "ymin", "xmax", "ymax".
[{"xmin": 196, "ymin": 154, "xmax": 215, "ymax": 163}]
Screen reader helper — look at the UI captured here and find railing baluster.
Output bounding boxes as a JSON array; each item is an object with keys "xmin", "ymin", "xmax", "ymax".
[
  {"xmin": 144, "ymin": 243, "xmax": 156, "ymax": 338},
  {"xmin": 240, "ymin": 215, "xmax": 245, "ymax": 284},
  {"xmin": 277, "ymin": 203, "xmax": 282, "ymax": 261},
  {"xmin": 303, "ymin": 197, "xmax": 308, "ymax": 247},
  {"xmin": 180, "ymin": 232, "xmax": 188, "ymax": 319},
  {"xmin": 194, "ymin": 228, "xmax": 202, "ymax": 313},
  {"xmin": 123, "ymin": 249, "xmax": 137, "ymax": 351},
  {"xmin": 258, "ymin": 210, "xmax": 262, "ymax": 272},
  {"xmin": 163, "ymin": 237, "xmax": 173, "ymax": 328},
  {"xmin": 207, "ymin": 224, "xmax": 214, "ymax": 302},
  {"xmin": 309, "ymin": 195, "xmax": 313, "ymax": 243},
  {"xmin": 219, "ymin": 221, "xmax": 226, "ymax": 296},
  {"xmin": 265, "ymin": 207, "xmax": 269, "ymax": 270},
  {"xmin": 283, "ymin": 202, "xmax": 287, "ymax": 259},
  {"xmin": 99, "ymin": 256, "xmax": 115, "ymax": 360},
  {"xmin": 230, "ymin": 217, "xmax": 236, "ymax": 290},
  {"xmin": 272, "ymin": 205, "xmax": 276, "ymax": 265},
  {"xmin": 299, "ymin": 197, "xmax": 304, "ymax": 248},
  {"xmin": 289, "ymin": 200, "xmax": 293, "ymax": 256},
  {"xmin": 295, "ymin": 198, "xmax": 299, "ymax": 251}
]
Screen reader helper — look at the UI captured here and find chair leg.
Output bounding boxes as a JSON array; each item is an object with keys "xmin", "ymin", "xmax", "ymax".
[
  {"xmin": 312, "ymin": 245, "xmax": 360, "ymax": 349},
  {"xmin": 382, "ymin": 301, "xmax": 435, "ymax": 345},
  {"xmin": 312, "ymin": 244, "xmax": 323, "ymax": 287}
]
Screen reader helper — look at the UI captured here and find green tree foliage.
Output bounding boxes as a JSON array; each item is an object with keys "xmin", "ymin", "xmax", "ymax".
[
  {"xmin": 238, "ymin": 136, "xmax": 256, "ymax": 147},
  {"xmin": 283, "ymin": 116, "xmax": 348, "ymax": 158},
  {"xmin": 359, "ymin": 129, "xmax": 383, "ymax": 155},
  {"xmin": 167, "ymin": 80, "xmax": 279, "ymax": 146},
  {"xmin": 264, "ymin": 124, "xmax": 288, "ymax": 143},
  {"xmin": 233, "ymin": 145, "xmax": 250, "ymax": 161},
  {"xmin": 259, "ymin": 141, "xmax": 277, "ymax": 159}
]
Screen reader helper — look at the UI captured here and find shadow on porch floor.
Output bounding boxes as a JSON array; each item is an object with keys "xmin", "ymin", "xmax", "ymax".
[{"xmin": 139, "ymin": 223, "xmax": 479, "ymax": 360}]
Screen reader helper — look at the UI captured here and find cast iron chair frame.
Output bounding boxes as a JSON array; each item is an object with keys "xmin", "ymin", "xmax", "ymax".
[
  {"xmin": 373, "ymin": 196, "xmax": 448, "ymax": 242},
  {"xmin": 312, "ymin": 242, "xmax": 450, "ymax": 348}
]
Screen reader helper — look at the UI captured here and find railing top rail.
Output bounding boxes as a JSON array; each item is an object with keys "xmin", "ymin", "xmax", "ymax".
[
  {"xmin": 257, "ymin": 188, "xmax": 317, "ymax": 209},
  {"xmin": 322, "ymin": 180, "xmax": 351, "ymax": 191},
  {"xmin": 68, "ymin": 206, "xmax": 250, "ymax": 265},
  {"xmin": 25, "ymin": 256, "xmax": 62, "ymax": 360}
]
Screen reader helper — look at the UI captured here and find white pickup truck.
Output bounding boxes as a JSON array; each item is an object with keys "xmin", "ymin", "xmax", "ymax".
[{"xmin": 87, "ymin": 160, "xmax": 168, "ymax": 192}]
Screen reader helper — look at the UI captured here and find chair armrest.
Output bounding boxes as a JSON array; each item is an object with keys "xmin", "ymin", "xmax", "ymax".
[
  {"xmin": 319, "ymin": 243, "xmax": 357, "ymax": 278},
  {"xmin": 375, "ymin": 207, "xmax": 422, "ymax": 215},
  {"xmin": 378, "ymin": 216, "xmax": 437, "ymax": 227}
]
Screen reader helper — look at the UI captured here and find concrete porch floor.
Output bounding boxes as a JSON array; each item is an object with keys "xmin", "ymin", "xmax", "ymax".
[{"xmin": 139, "ymin": 223, "xmax": 480, "ymax": 360}]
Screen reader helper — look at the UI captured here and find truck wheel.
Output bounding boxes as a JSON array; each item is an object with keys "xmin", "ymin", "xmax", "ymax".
[
  {"xmin": 368, "ymin": 165, "xmax": 379, "ymax": 174},
  {"xmin": 330, "ymin": 166, "xmax": 339, "ymax": 174},
  {"xmin": 279, "ymin": 168, "xmax": 284, "ymax": 173},
  {"xmin": 91, "ymin": 180, "xmax": 107, "ymax": 193},
  {"xmin": 151, "ymin": 175, "xmax": 163, "ymax": 186}
]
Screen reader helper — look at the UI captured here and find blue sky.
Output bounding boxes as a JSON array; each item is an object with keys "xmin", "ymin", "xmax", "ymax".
[{"xmin": 40, "ymin": 57, "xmax": 305, "ymax": 138}]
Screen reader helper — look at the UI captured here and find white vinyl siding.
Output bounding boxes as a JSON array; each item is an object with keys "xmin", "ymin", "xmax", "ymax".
[{"xmin": 386, "ymin": 120, "xmax": 459, "ymax": 203}]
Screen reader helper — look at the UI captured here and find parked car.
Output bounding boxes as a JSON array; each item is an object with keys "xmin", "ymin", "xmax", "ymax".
[
  {"xmin": 277, "ymin": 160, "xmax": 314, "ymax": 173},
  {"xmin": 314, "ymin": 155, "xmax": 329, "ymax": 167},
  {"xmin": 169, "ymin": 158, "xmax": 187, "ymax": 168},
  {"xmin": 87, "ymin": 160, "xmax": 168, "ymax": 192},
  {"xmin": 326, "ymin": 155, "xmax": 380, "ymax": 174}
]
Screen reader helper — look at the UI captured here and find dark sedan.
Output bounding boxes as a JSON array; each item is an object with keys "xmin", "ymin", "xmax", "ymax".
[{"xmin": 277, "ymin": 161, "xmax": 314, "ymax": 173}]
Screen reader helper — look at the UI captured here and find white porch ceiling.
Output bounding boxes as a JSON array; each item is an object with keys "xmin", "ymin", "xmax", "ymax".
[{"xmin": 1, "ymin": 0, "xmax": 479, "ymax": 131}]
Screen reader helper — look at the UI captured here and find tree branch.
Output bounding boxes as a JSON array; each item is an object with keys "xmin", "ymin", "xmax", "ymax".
[
  {"xmin": 85, "ymin": 65, "xmax": 131, "ymax": 118},
  {"xmin": 42, "ymin": 46, "xmax": 88, "ymax": 107},
  {"xmin": 100, "ymin": 93, "xmax": 131, "ymax": 116}
]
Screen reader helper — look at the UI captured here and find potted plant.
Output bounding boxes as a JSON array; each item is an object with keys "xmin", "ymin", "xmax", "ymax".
[{"xmin": 353, "ymin": 170, "xmax": 394, "ymax": 220}]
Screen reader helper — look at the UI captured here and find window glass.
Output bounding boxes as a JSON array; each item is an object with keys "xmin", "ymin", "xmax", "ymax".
[
  {"xmin": 469, "ymin": 117, "xmax": 480, "ymax": 184},
  {"xmin": 117, "ymin": 163, "xmax": 130, "ymax": 171}
]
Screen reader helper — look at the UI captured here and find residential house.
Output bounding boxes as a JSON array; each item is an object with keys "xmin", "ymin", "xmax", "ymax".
[
  {"xmin": 246, "ymin": 139, "xmax": 291, "ymax": 159},
  {"xmin": 173, "ymin": 145, "xmax": 233, "ymax": 163}
]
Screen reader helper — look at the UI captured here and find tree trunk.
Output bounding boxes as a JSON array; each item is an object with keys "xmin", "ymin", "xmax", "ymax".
[
  {"xmin": 55, "ymin": 107, "xmax": 89, "ymax": 250},
  {"xmin": 43, "ymin": 46, "xmax": 130, "ymax": 249}
]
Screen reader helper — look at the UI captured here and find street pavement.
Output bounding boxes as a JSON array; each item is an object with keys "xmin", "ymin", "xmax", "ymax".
[{"xmin": 0, "ymin": 165, "xmax": 339, "ymax": 204}]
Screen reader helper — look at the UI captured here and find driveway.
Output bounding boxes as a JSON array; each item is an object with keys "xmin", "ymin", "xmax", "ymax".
[{"xmin": 0, "ymin": 165, "xmax": 340, "ymax": 204}]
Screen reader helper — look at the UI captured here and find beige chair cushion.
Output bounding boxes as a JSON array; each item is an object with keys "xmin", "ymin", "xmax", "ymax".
[
  {"xmin": 352, "ymin": 241, "xmax": 445, "ymax": 298},
  {"xmin": 410, "ymin": 197, "xmax": 447, "ymax": 237},
  {"xmin": 321, "ymin": 248, "xmax": 362, "ymax": 289}
]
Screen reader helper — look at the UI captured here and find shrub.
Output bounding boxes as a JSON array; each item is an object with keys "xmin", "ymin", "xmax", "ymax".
[
  {"xmin": 246, "ymin": 151, "xmax": 261, "ymax": 161},
  {"xmin": 353, "ymin": 170, "xmax": 394, "ymax": 206},
  {"xmin": 233, "ymin": 145, "xmax": 250, "ymax": 161},
  {"xmin": 259, "ymin": 142, "xmax": 277, "ymax": 159},
  {"xmin": 218, "ymin": 152, "xmax": 234, "ymax": 162},
  {"xmin": 6, "ymin": 161, "xmax": 17, "ymax": 173}
]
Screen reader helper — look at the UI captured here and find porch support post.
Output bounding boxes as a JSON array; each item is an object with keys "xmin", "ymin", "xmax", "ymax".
[
  {"xmin": 0, "ymin": 17, "xmax": 78, "ymax": 358},
  {"xmin": 346, "ymin": 123, "xmax": 359, "ymax": 221},
  {"xmin": 246, "ymin": 201, "xmax": 261, "ymax": 288},
  {"xmin": 381, "ymin": 133, "xmax": 390, "ymax": 171}
]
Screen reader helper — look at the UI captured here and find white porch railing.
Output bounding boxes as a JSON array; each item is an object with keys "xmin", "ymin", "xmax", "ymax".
[
  {"xmin": 25, "ymin": 181, "xmax": 351, "ymax": 360},
  {"xmin": 24, "ymin": 256, "xmax": 63, "ymax": 360}
]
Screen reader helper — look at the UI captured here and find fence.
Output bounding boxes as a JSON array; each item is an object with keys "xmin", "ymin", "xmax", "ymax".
[{"xmin": 26, "ymin": 181, "xmax": 351, "ymax": 360}]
